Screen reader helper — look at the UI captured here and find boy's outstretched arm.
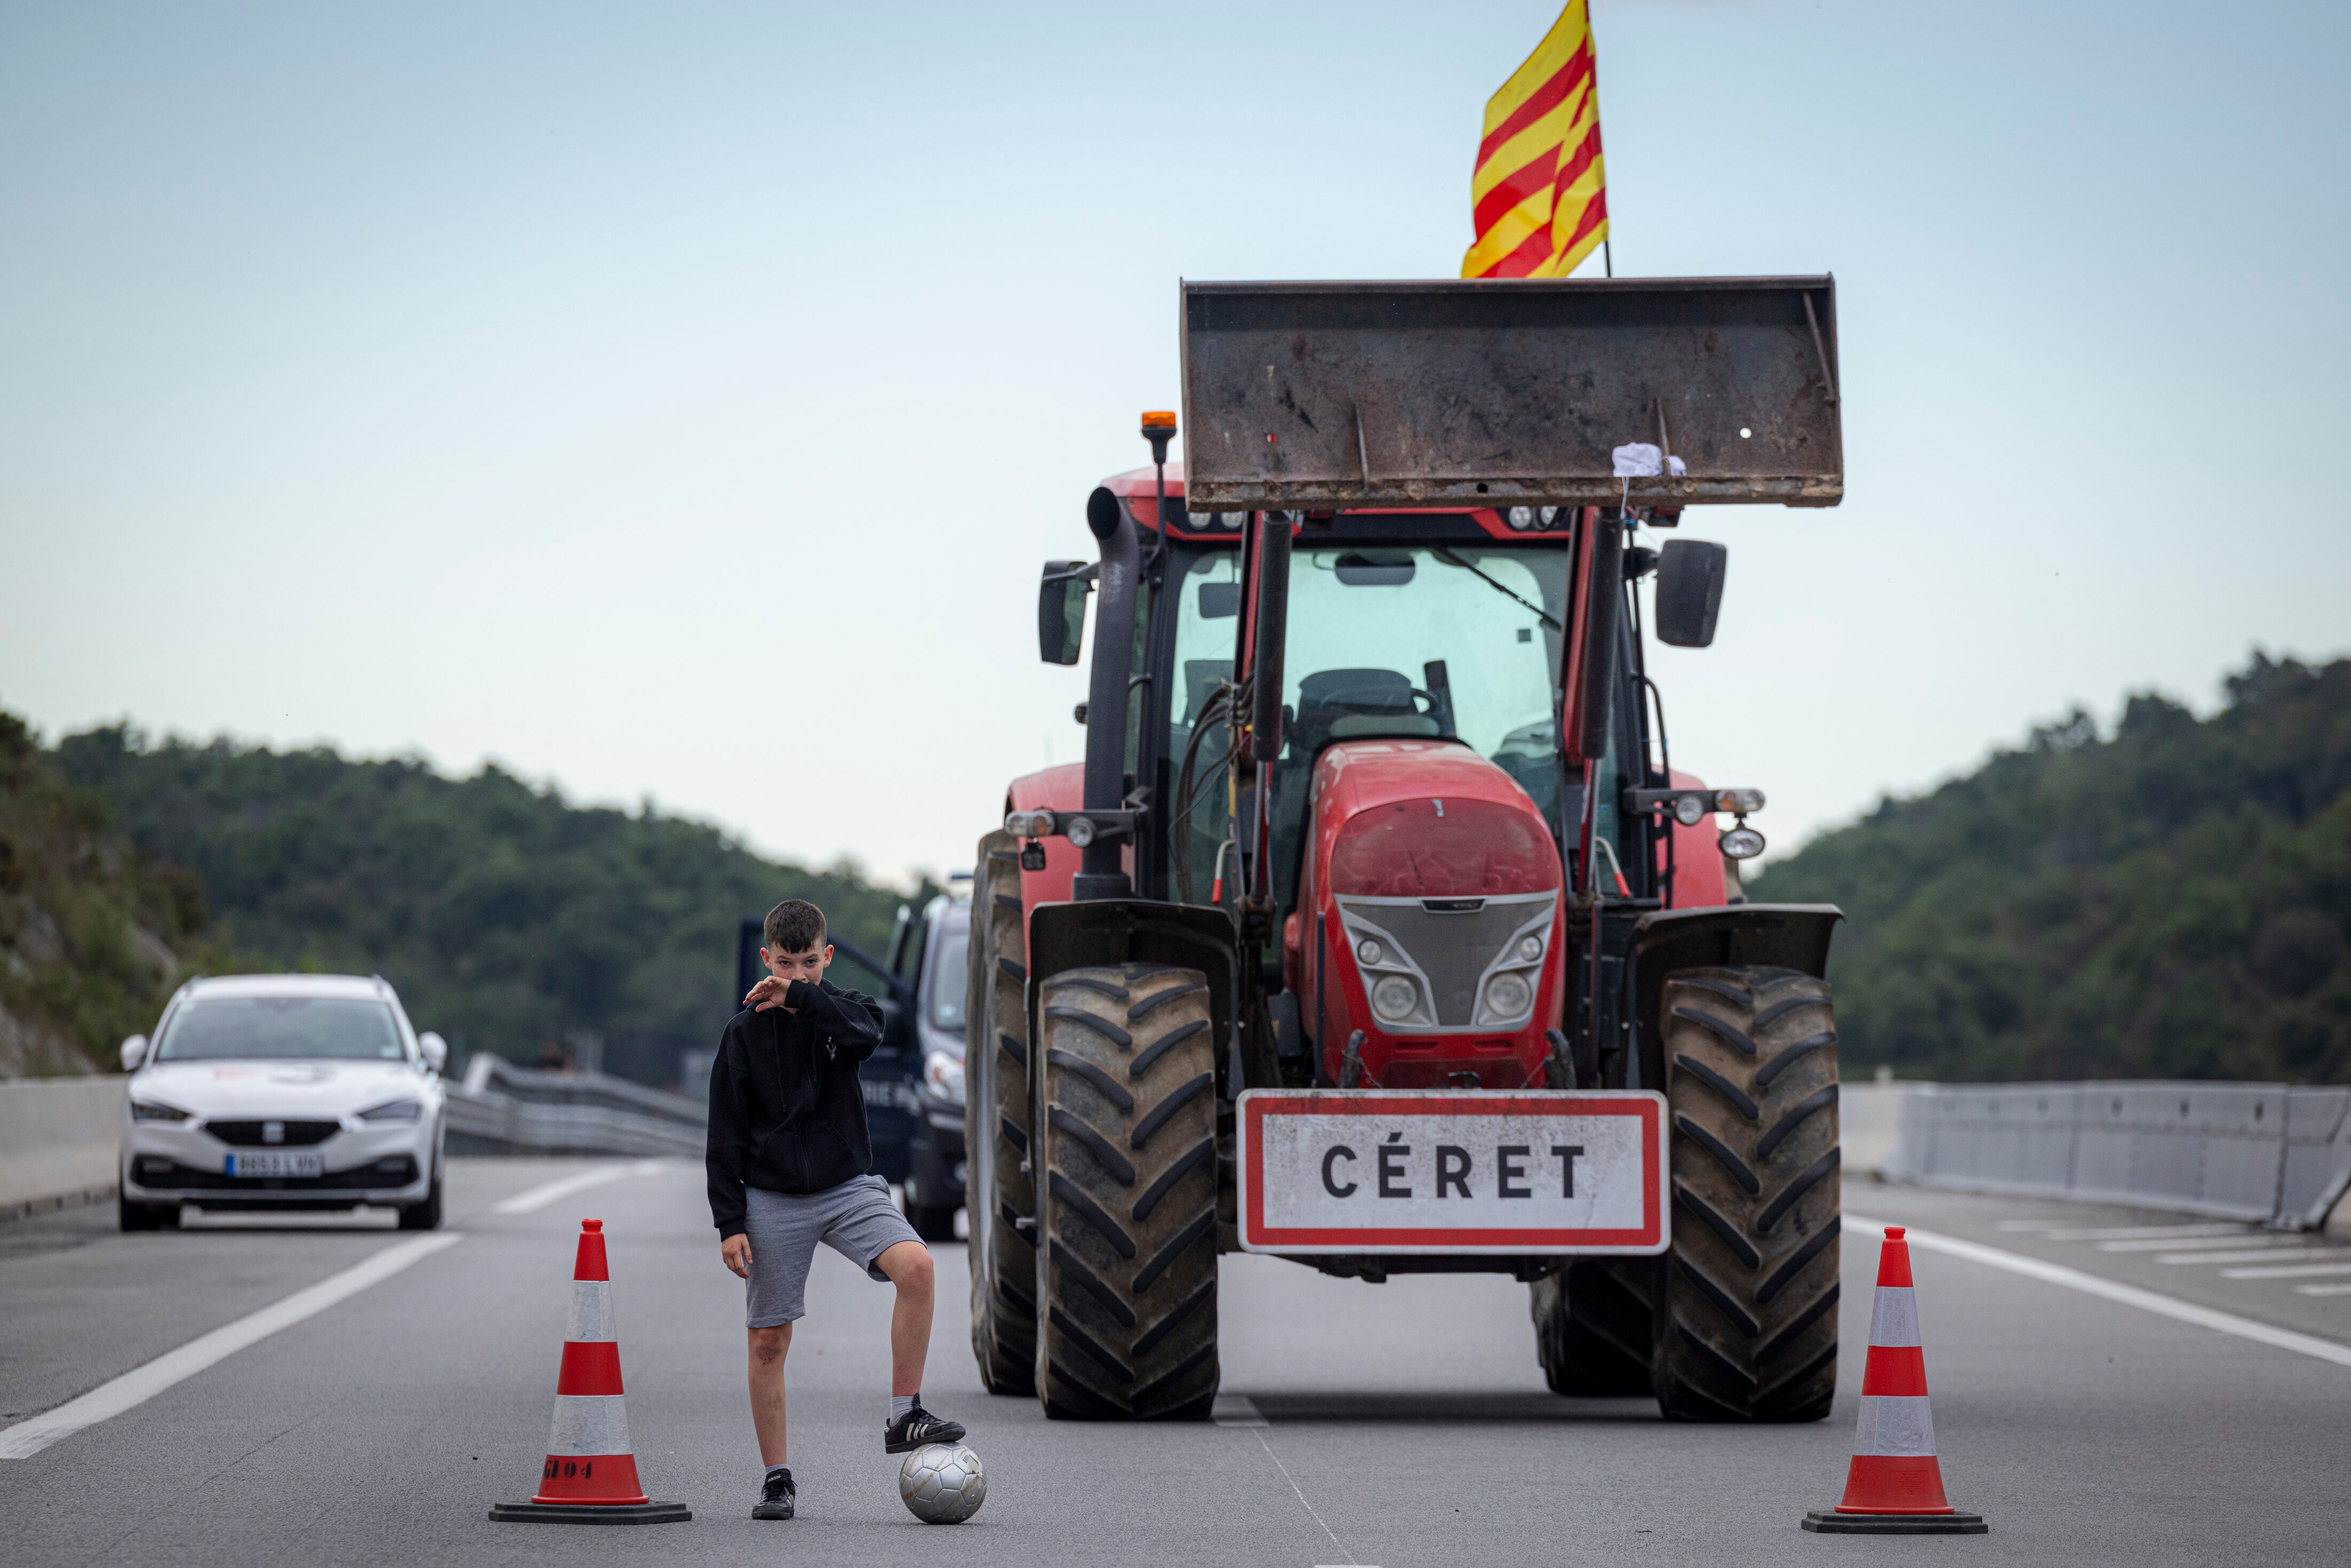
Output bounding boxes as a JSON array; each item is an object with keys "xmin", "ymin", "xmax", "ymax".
[
  {"xmin": 706, "ymin": 1032, "xmax": 752, "ymax": 1246},
  {"xmin": 788, "ymin": 981, "xmax": 885, "ymax": 1061}
]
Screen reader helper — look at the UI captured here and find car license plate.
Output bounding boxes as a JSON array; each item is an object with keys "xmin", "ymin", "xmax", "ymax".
[
  {"xmin": 225, "ymin": 1151, "xmax": 325, "ymax": 1179},
  {"xmin": 1236, "ymin": 1089, "xmax": 1668, "ymax": 1254}
]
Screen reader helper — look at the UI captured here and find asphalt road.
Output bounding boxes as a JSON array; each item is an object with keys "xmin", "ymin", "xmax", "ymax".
[{"xmin": 3, "ymin": 1159, "xmax": 2347, "ymax": 1566}]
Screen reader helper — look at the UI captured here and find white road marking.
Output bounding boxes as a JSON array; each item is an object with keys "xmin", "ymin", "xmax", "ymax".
[
  {"xmin": 2155, "ymin": 1246, "xmax": 2351, "ymax": 1266},
  {"xmin": 491, "ymin": 1160, "xmax": 669, "ymax": 1215},
  {"xmin": 2000, "ymin": 1221, "xmax": 2243, "ymax": 1242},
  {"xmin": 0, "ymin": 1232, "xmax": 463, "ymax": 1460},
  {"xmin": 2222, "ymin": 1261, "xmax": 2351, "ymax": 1281},
  {"xmin": 1252, "ymin": 1428, "xmax": 1354, "ymax": 1564},
  {"xmin": 2098, "ymin": 1233, "xmax": 2291, "ymax": 1253},
  {"xmin": 2295, "ymin": 1283, "xmax": 2351, "ymax": 1297},
  {"xmin": 1213, "ymin": 1393, "xmax": 1268, "ymax": 1426},
  {"xmin": 1846, "ymin": 1214, "xmax": 2351, "ymax": 1371}
]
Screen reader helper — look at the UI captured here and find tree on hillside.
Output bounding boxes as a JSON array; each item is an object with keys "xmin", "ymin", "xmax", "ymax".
[
  {"xmin": 1750, "ymin": 654, "xmax": 2351, "ymax": 1083},
  {"xmin": 50, "ymin": 727, "xmax": 938, "ymax": 1080}
]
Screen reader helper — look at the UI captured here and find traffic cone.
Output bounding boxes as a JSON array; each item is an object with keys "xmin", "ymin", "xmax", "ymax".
[
  {"xmin": 490, "ymin": 1219, "xmax": 690, "ymax": 1525},
  {"xmin": 1802, "ymin": 1226, "xmax": 1986, "ymax": 1535}
]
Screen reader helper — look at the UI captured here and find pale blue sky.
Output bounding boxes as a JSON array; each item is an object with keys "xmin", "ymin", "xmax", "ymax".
[{"xmin": 3, "ymin": 1, "xmax": 2345, "ymax": 881}]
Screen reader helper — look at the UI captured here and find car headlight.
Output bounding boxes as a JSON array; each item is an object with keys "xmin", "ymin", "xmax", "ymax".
[
  {"xmin": 1371, "ymin": 974, "xmax": 1419, "ymax": 1023},
  {"xmin": 1482, "ymin": 971, "xmax": 1533, "ymax": 1019},
  {"xmin": 357, "ymin": 1099, "xmax": 424, "ymax": 1123},
  {"xmin": 922, "ymin": 1051, "xmax": 967, "ymax": 1107},
  {"xmin": 129, "ymin": 1099, "xmax": 191, "ymax": 1123}
]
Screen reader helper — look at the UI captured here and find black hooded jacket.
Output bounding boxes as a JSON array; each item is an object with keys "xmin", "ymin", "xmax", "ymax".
[{"xmin": 705, "ymin": 978, "xmax": 886, "ymax": 1239}]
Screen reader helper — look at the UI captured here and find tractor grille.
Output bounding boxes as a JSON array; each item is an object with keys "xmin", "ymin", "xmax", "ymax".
[
  {"xmin": 204, "ymin": 1119, "xmax": 341, "ymax": 1147},
  {"xmin": 1336, "ymin": 892, "xmax": 1554, "ymax": 1030}
]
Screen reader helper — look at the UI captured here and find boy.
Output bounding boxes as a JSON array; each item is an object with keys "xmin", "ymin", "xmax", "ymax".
[{"xmin": 706, "ymin": 898, "xmax": 965, "ymax": 1522}]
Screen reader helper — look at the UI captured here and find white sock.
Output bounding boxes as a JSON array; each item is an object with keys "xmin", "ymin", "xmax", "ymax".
[
  {"xmin": 891, "ymin": 1393, "xmax": 917, "ymax": 1422},
  {"xmin": 765, "ymin": 1463, "xmax": 790, "ymax": 1480}
]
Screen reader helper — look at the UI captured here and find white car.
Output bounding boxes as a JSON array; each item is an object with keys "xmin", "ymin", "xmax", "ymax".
[{"xmin": 118, "ymin": 973, "xmax": 448, "ymax": 1231}]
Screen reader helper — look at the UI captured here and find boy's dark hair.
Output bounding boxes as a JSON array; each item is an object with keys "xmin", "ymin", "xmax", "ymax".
[{"xmin": 762, "ymin": 899, "xmax": 828, "ymax": 955}]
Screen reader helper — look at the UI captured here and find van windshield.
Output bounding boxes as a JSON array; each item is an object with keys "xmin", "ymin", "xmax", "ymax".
[{"xmin": 155, "ymin": 997, "xmax": 406, "ymax": 1062}]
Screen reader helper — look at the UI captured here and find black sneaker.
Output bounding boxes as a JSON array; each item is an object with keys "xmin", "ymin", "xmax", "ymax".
[
  {"xmin": 752, "ymin": 1468, "xmax": 796, "ymax": 1520},
  {"xmin": 883, "ymin": 1406, "xmax": 967, "ymax": 1454}
]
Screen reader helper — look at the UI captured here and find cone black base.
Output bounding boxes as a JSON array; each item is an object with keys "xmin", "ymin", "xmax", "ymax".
[
  {"xmin": 489, "ymin": 1500, "xmax": 691, "ymax": 1525},
  {"xmin": 1803, "ymin": 1508, "xmax": 1986, "ymax": 1535}
]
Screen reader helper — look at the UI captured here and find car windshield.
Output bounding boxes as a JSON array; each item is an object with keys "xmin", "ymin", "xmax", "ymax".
[
  {"xmin": 927, "ymin": 929, "xmax": 969, "ymax": 1032},
  {"xmin": 155, "ymin": 997, "xmax": 406, "ymax": 1062},
  {"xmin": 1163, "ymin": 541, "xmax": 1571, "ymax": 911}
]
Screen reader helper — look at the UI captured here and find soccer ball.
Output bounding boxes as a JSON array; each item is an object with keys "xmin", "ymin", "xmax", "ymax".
[{"xmin": 898, "ymin": 1441, "xmax": 985, "ymax": 1524}]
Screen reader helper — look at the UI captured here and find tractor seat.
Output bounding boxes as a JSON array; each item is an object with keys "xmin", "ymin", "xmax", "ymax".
[{"xmin": 1290, "ymin": 668, "xmax": 1439, "ymax": 757}]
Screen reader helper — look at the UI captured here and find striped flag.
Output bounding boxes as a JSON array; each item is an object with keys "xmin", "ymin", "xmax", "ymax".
[{"xmin": 1461, "ymin": 1, "xmax": 1608, "ymax": 279}]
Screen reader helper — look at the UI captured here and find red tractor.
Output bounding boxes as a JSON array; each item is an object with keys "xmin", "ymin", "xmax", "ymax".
[{"xmin": 966, "ymin": 277, "xmax": 1847, "ymax": 1422}]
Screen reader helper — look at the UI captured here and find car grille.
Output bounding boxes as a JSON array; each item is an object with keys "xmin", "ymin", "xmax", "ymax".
[
  {"xmin": 131, "ymin": 1155, "xmax": 419, "ymax": 1191},
  {"xmin": 1337, "ymin": 892, "xmax": 1554, "ymax": 1029},
  {"xmin": 204, "ymin": 1119, "xmax": 342, "ymax": 1147}
]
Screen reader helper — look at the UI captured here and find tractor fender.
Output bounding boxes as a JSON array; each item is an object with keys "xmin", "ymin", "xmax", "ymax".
[
  {"xmin": 1024, "ymin": 898, "xmax": 1239, "ymax": 1091},
  {"xmin": 1624, "ymin": 903, "xmax": 1843, "ymax": 1090}
]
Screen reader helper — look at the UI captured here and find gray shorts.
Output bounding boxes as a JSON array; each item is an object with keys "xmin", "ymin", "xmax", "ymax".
[{"xmin": 743, "ymin": 1175, "xmax": 922, "ymax": 1328}]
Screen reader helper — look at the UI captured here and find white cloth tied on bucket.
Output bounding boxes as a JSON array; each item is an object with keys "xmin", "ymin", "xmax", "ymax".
[{"xmin": 1610, "ymin": 441, "xmax": 1686, "ymax": 478}]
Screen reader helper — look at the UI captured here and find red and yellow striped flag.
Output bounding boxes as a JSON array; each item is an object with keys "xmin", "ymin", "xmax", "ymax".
[{"xmin": 1461, "ymin": 1, "xmax": 1608, "ymax": 279}]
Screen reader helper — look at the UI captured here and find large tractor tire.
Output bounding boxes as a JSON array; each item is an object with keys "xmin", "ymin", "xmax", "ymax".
[
  {"xmin": 1031, "ymin": 962, "xmax": 1220, "ymax": 1420},
  {"xmin": 966, "ymin": 833, "xmax": 1036, "ymax": 1394},
  {"xmin": 1654, "ymin": 965, "xmax": 1842, "ymax": 1422},
  {"xmin": 1531, "ymin": 1258, "xmax": 1657, "ymax": 1397}
]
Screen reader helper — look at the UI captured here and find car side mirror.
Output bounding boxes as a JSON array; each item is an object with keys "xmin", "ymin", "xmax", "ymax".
[
  {"xmin": 1654, "ymin": 539, "xmax": 1728, "ymax": 648},
  {"xmin": 120, "ymin": 1034, "xmax": 149, "ymax": 1072},
  {"xmin": 1038, "ymin": 560, "xmax": 1092, "ymax": 666},
  {"xmin": 417, "ymin": 1031, "xmax": 449, "ymax": 1073}
]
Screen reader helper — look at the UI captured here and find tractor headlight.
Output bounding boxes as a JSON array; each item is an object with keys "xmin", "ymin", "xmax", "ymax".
[
  {"xmin": 1482, "ymin": 972, "xmax": 1533, "ymax": 1019},
  {"xmin": 1063, "ymin": 815, "xmax": 1097, "ymax": 848},
  {"xmin": 1515, "ymin": 934, "xmax": 1543, "ymax": 963},
  {"xmin": 1673, "ymin": 794, "xmax": 1707, "ymax": 826},
  {"xmin": 1371, "ymin": 975, "xmax": 1419, "ymax": 1023},
  {"xmin": 922, "ymin": 1051, "xmax": 967, "ymax": 1107},
  {"xmin": 1505, "ymin": 505, "xmax": 1538, "ymax": 530},
  {"xmin": 1357, "ymin": 938, "xmax": 1384, "ymax": 966},
  {"xmin": 1716, "ymin": 788, "xmax": 1767, "ymax": 815},
  {"xmin": 1720, "ymin": 825, "xmax": 1767, "ymax": 860}
]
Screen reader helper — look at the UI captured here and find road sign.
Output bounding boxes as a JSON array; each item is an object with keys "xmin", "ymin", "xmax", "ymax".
[{"xmin": 1236, "ymin": 1089, "xmax": 1668, "ymax": 1254}]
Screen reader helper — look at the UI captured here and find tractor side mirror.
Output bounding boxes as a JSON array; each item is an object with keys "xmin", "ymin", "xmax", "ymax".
[
  {"xmin": 1654, "ymin": 539, "xmax": 1728, "ymax": 648},
  {"xmin": 1038, "ymin": 561, "xmax": 1092, "ymax": 666}
]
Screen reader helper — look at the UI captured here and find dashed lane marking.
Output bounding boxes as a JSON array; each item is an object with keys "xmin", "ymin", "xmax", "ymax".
[
  {"xmin": 491, "ymin": 1160, "xmax": 670, "ymax": 1215},
  {"xmin": 0, "ymin": 1232, "xmax": 463, "ymax": 1459},
  {"xmin": 1846, "ymin": 1214, "xmax": 2351, "ymax": 1371},
  {"xmin": 2223, "ymin": 1261, "xmax": 2351, "ymax": 1281},
  {"xmin": 2157, "ymin": 1246, "xmax": 2351, "ymax": 1266},
  {"xmin": 2098, "ymin": 1234, "xmax": 2298, "ymax": 1253},
  {"xmin": 1998, "ymin": 1221, "xmax": 2243, "ymax": 1242}
]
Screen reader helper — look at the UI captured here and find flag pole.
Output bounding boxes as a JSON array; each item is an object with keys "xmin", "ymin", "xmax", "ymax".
[{"xmin": 1603, "ymin": 239, "xmax": 1612, "ymax": 278}]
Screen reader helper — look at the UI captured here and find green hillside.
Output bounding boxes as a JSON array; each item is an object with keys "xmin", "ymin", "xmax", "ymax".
[
  {"xmin": 1749, "ymin": 654, "xmax": 2351, "ymax": 1083},
  {"xmin": 0, "ymin": 714, "xmax": 229, "ymax": 1075},
  {"xmin": 48, "ymin": 724, "xmax": 933, "ymax": 1081}
]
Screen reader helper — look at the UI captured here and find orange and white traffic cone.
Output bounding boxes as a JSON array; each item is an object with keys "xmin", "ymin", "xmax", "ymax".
[
  {"xmin": 1802, "ymin": 1225, "xmax": 1986, "ymax": 1535},
  {"xmin": 491, "ymin": 1219, "xmax": 690, "ymax": 1525}
]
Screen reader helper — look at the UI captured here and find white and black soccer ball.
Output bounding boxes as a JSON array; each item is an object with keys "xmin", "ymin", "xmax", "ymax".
[{"xmin": 898, "ymin": 1441, "xmax": 985, "ymax": 1524}]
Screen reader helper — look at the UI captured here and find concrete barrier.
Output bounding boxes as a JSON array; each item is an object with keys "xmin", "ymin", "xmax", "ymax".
[
  {"xmin": 1838, "ymin": 1081, "xmax": 1909, "ymax": 1175},
  {"xmin": 0, "ymin": 1078, "xmax": 123, "ymax": 1215},
  {"xmin": 1883, "ymin": 1080, "xmax": 2351, "ymax": 1230}
]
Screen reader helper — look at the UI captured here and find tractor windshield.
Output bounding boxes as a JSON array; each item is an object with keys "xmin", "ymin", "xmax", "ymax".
[{"xmin": 1162, "ymin": 542, "xmax": 1569, "ymax": 916}]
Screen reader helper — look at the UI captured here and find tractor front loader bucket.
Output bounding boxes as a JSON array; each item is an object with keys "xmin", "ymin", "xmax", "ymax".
[{"xmin": 1179, "ymin": 276, "xmax": 1844, "ymax": 511}]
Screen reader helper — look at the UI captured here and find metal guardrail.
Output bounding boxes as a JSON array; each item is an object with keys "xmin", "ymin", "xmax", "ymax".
[
  {"xmin": 1881, "ymin": 1081, "xmax": 2351, "ymax": 1229},
  {"xmin": 442, "ymin": 1056, "xmax": 705, "ymax": 1159}
]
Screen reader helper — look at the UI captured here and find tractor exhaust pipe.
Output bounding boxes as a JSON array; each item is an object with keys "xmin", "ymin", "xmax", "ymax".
[{"xmin": 1075, "ymin": 484, "xmax": 1142, "ymax": 901}]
